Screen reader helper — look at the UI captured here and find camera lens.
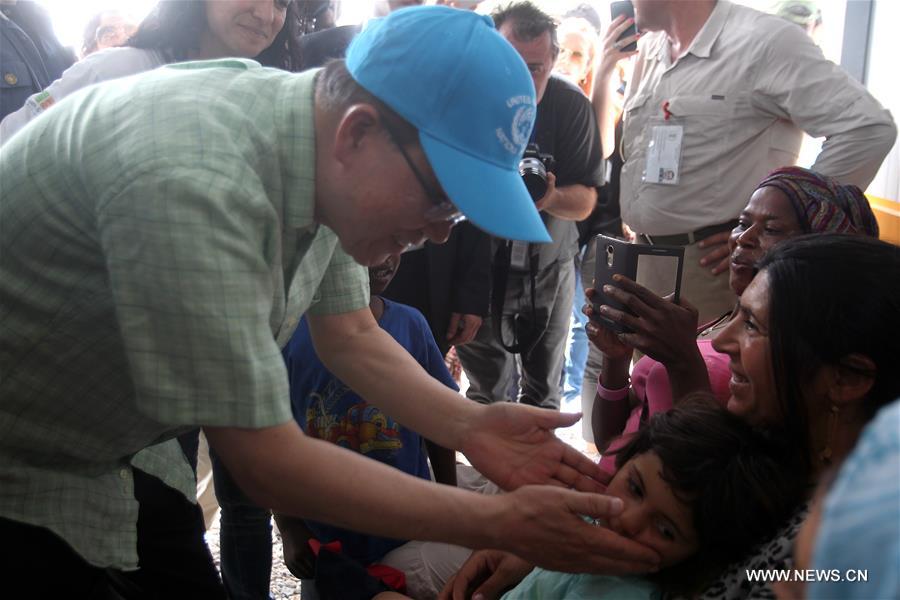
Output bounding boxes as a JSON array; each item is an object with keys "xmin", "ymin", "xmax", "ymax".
[{"xmin": 519, "ymin": 157, "xmax": 548, "ymax": 201}]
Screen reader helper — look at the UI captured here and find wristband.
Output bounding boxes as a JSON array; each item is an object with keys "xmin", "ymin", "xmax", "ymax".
[{"xmin": 597, "ymin": 382, "xmax": 629, "ymax": 401}]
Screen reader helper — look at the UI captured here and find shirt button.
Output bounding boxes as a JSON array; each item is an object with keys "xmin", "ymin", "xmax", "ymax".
[
  {"xmin": 4, "ymin": 73, "xmax": 17, "ymax": 85},
  {"xmin": 119, "ymin": 468, "xmax": 129, "ymax": 479}
]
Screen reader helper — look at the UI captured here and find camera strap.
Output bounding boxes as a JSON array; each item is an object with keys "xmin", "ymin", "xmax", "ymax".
[{"xmin": 490, "ymin": 241, "xmax": 541, "ymax": 357}]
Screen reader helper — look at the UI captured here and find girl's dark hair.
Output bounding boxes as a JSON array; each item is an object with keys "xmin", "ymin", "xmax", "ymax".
[
  {"xmin": 611, "ymin": 396, "xmax": 805, "ymax": 594},
  {"xmin": 129, "ymin": 0, "xmax": 299, "ymax": 69},
  {"xmin": 759, "ymin": 233, "xmax": 900, "ymax": 470}
]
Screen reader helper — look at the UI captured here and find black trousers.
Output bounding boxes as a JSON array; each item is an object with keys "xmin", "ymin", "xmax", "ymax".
[{"xmin": 0, "ymin": 469, "xmax": 225, "ymax": 599}]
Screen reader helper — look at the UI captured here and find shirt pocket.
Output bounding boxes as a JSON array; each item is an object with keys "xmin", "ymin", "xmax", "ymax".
[
  {"xmin": 624, "ymin": 92, "xmax": 652, "ymax": 115},
  {"xmin": 665, "ymin": 94, "xmax": 734, "ymax": 118},
  {"xmin": 663, "ymin": 93, "xmax": 738, "ymax": 176},
  {"xmin": 0, "ymin": 59, "xmax": 38, "ymax": 115},
  {"xmin": 622, "ymin": 93, "xmax": 652, "ymax": 161},
  {"xmin": 0, "ymin": 59, "xmax": 37, "ymax": 91}
]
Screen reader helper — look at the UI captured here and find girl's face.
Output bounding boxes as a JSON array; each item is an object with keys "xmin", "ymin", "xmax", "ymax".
[
  {"xmin": 712, "ymin": 271, "xmax": 782, "ymax": 425},
  {"xmin": 202, "ymin": 0, "xmax": 289, "ymax": 59},
  {"xmin": 728, "ymin": 186, "xmax": 803, "ymax": 296},
  {"xmin": 605, "ymin": 451, "xmax": 699, "ymax": 568}
]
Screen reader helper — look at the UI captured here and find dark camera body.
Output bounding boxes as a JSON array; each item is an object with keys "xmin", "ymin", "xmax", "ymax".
[{"xmin": 519, "ymin": 143, "xmax": 556, "ymax": 201}]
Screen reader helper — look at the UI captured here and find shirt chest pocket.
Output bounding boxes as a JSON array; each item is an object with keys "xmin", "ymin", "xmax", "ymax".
[
  {"xmin": 664, "ymin": 93, "xmax": 739, "ymax": 164},
  {"xmin": 0, "ymin": 59, "xmax": 38, "ymax": 112},
  {"xmin": 624, "ymin": 92, "xmax": 652, "ymax": 118},
  {"xmin": 665, "ymin": 94, "xmax": 735, "ymax": 131}
]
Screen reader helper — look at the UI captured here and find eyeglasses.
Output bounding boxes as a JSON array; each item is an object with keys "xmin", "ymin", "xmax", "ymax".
[
  {"xmin": 380, "ymin": 115, "xmax": 466, "ymax": 226},
  {"xmin": 95, "ymin": 23, "xmax": 131, "ymax": 44}
]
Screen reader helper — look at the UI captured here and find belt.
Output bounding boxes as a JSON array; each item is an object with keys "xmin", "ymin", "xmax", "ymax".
[{"xmin": 639, "ymin": 220, "xmax": 739, "ymax": 246}]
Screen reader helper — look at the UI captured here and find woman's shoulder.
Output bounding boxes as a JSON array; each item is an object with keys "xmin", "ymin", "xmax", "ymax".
[
  {"xmin": 78, "ymin": 46, "xmax": 168, "ymax": 77},
  {"xmin": 685, "ymin": 503, "xmax": 810, "ymax": 600}
]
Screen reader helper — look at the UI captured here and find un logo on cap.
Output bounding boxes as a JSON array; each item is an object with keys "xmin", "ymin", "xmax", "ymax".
[{"xmin": 511, "ymin": 105, "xmax": 535, "ymax": 148}]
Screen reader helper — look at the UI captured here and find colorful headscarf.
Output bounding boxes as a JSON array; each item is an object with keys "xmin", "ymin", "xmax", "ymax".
[{"xmin": 755, "ymin": 167, "xmax": 880, "ymax": 238}]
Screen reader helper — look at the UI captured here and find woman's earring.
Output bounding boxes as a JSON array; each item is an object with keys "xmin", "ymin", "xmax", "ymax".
[{"xmin": 819, "ymin": 404, "xmax": 840, "ymax": 464}]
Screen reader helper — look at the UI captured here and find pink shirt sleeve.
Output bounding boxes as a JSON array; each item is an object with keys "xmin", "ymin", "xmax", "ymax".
[{"xmin": 597, "ymin": 340, "xmax": 731, "ymax": 478}]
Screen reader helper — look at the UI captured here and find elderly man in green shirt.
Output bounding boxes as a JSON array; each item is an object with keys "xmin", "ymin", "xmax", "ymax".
[{"xmin": 0, "ymin": 7, "xmax": 658, "ymax": 594}]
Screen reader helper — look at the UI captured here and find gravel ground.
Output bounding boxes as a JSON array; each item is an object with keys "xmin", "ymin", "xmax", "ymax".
[{"xmin": 204, "ymin": 399, "xmax": 600, "ymax": 599}]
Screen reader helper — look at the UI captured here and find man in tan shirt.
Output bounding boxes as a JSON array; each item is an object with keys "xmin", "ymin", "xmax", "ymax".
[{"xmin": 598, "ymin": 0, "xmax": 895, "ymax": 321}]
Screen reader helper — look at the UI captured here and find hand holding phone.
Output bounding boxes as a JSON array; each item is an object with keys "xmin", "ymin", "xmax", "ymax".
[
  {"xmin": 591, "ymin": 235, "xmax": 684, "ymax": 334},
  {"xmin": 610, "ymin": 1, "xmax": 639, "ymax": 52}
]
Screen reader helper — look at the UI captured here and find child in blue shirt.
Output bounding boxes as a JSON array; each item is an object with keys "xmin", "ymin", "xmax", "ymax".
[{"xmin": 281, "ymin": 254, "xmax": 459, "ymax": 567}]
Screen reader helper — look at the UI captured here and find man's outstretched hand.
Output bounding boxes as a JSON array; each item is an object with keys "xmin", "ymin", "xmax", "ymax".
[{"xmin": 461, "ymin": 401, "xmax": 606, "ymax": 493}]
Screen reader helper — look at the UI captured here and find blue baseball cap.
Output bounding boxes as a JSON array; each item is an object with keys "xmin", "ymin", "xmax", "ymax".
[{"xmin": 346, "ymin": 6, "xmax": 551, "ymax": 243}]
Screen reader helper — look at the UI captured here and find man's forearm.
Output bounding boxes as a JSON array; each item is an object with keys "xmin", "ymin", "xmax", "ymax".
[
  {"xmin": 544, "ymin": 184, "xmax": 596, "ymax": 220},
  {"xmin": 592, "ymin": 64, "xmax": 622, "ymax": 161},
  {"xmin": 206, "ymin": 422, "xmax": 662, "ymax": 575},
  {"xmin": 812, "ymin": 120, "xmax": 898, "ymax": 189},
  {"xmin": 207, "ymin": 423, "xmax": 498, "ymax": 546}
]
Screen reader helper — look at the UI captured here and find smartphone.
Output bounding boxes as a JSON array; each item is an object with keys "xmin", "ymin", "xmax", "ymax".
[
  {"xmin": 610, "ymin": 1, "xmax": 638, "ymax": 52},
  {"xmin": 592, "ymin": 235, "xmax": 685, "ymax": 334}
]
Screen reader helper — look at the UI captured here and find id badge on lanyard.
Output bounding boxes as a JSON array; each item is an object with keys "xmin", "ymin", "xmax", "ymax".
[{"xmin": 642, "ymin": 100, "xmax": 683, "ymax": 186}]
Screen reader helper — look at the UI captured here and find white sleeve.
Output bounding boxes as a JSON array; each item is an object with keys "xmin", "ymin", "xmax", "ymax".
[
  {"xmin": 751, "ymin": 23, "xmax": 897, "ymax": 188},
  {"xmin": 0, "ymin": 48, "xmax": 161, "ymax": 146}
]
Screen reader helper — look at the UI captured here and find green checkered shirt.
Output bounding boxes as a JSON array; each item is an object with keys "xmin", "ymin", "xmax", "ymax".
[{"xmin": 0, "ymin": 60, "xmax": 369, "ymax": 569}]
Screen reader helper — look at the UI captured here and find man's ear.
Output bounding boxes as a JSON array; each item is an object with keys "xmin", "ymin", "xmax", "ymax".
[
  {"xmin": 826, "ymin": 353, "xmax": 877, "ymax": 407},
  {"xmin": 332, "ymin": 104, "xmax": 381, "ymax": 166}
]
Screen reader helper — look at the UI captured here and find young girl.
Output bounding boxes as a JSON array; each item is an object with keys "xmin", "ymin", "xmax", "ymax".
[{"xmin": 437, "ymin": 400, "xmax": 805, "ymax": 600}]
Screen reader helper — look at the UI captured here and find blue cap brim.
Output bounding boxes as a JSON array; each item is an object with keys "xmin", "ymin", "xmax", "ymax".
[{"xmin": 420, "ymin": 132, "xmax": 551, "ymax": 243}]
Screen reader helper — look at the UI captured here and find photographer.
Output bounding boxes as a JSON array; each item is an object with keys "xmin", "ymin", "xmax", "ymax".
[{"xmin": 458, "ymin": 1, "xmax": 603, "ymax": 410}]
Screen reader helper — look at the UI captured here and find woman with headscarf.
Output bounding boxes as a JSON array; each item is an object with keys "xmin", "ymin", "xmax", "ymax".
[{"xmin": 583, "ymin": 166, "xmax": 880, "ymax": 479}]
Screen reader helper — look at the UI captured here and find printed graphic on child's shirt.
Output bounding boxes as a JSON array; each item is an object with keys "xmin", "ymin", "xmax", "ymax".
[{"xmin": 304, "ymin": 378, "xmax": 403, "ymax": 458}]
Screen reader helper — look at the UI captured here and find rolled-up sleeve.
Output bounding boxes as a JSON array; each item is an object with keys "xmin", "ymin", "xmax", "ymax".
[
  {"xmin": 307, "ymin": 239, "xmax": 369, "ymax": 317},
  {"xmin": 752, "ymin": 23, "xmax": 897, "ymax": 188}
]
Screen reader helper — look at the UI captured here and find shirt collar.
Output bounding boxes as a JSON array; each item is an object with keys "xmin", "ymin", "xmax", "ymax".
[
  {"xmin": 277, "ymin": 69, "xmax": 319, "ymax": 231},
  {"xmin": 684, "ymin": 0, "xmax": 731, "ymax": 59},
  {"xmin": 652, "ymin": 0, "xmax": 732, "ymax": 63}
]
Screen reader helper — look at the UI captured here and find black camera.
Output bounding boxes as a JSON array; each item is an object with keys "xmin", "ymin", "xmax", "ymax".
[{"xmin": 518, "ymin": 143, "xmax": 556, "ymax": 201}]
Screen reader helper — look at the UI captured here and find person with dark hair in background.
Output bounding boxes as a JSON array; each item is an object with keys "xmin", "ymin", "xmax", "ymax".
[
  {"xmin": 457, "ymin": 1, "xmax": 604, "ymax": 411},
  {"xmin": 0, "ymin": 0, "xmax": 300, "ymax": 143}
]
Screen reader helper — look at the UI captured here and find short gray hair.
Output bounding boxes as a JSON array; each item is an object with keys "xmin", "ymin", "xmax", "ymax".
[{"xmin": 315, "ymin": 60, "xmax": 418, "ymax": 146}]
